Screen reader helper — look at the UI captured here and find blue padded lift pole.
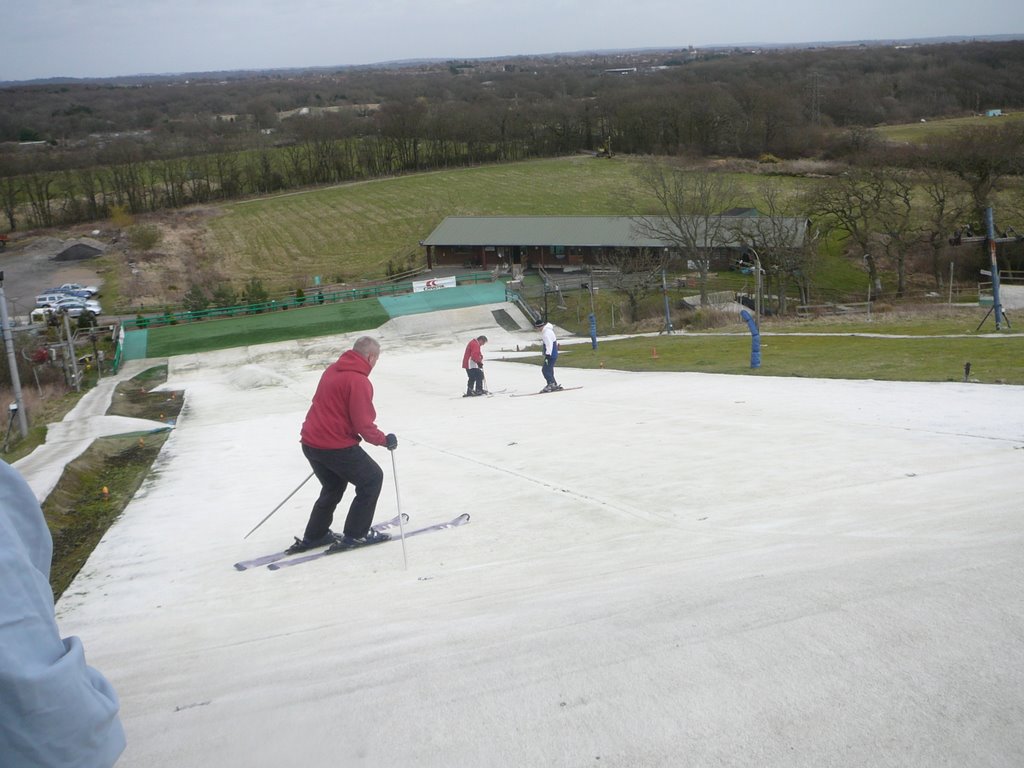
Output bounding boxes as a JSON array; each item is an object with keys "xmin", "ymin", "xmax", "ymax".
[{"xmin": 740, "ymin": 309, "xmax": 761, "ymax": 369}]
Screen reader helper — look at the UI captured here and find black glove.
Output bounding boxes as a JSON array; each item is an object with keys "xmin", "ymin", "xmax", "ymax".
[
  {"xmin": 477, "ymin": 361, "xmax": 483, "ymax": 368},
  {"xmin": 543, "ymin": 355, "xmax": 551, "ymax": 364},
  {"xmin": 385, "ymin": 433, "xmax": 398, "ymax": 451}
]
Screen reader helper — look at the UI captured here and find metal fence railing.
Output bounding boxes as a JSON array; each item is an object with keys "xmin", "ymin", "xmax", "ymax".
[{"xmin": 120, "ymin": 272, "xmax": 496, "ymax": 331}]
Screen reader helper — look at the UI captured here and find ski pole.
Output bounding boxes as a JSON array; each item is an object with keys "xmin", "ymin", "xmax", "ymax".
[
  {"xmin": 243, "ymin": 471, "xmax": 314, "ymax": 539},
  {"xmin": 390, "ymin": 450, "xmax": 408, "ymax": 569}
]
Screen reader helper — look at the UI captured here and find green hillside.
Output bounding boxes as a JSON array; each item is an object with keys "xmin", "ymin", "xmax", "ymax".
[
  {"xmin": 206, "ymin": 156, "xmax": 657, "ymax": 284},
  {"xmin": 204, "ymin": 157, "xmax": 813, "ymax": 286},
  {"xmin": 875, "ymin": 111, "xmax": 1024, "ymax": 143}
]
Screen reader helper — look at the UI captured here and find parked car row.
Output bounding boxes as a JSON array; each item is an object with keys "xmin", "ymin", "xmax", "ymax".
[
  {"xmin": 33, "ymin": 283, "xmax": 103, "ymax": 320},
  {"xmin": 39, "ymin": 282, "xmax": 99, "ymax": 298}
]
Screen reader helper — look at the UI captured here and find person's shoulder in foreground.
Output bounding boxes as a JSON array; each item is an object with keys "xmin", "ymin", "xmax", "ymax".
[{"xmin": 0, "ymin": 460, "xmax": 126, "ymax": 768}]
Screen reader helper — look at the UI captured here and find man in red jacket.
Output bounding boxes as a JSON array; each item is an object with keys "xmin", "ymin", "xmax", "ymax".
[
  {"xmin": 293, "ymin": 336, "xmax": 398, "ymax": 552},
  {"xmin": 461, "ymin": 335, "xmax": 487, "ymax": 396}
]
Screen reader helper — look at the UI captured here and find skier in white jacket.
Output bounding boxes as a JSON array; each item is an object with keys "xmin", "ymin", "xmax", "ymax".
[
  {"xmin": 0, "ymin": 460, "xmax": 126, "ymax": 768},
  {"xmin": 534, "ymin": 318, "xmax": 563, "ymax": 393}
]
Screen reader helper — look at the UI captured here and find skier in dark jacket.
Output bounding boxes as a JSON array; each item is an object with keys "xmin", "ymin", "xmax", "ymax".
[
  {"xmin": 294, "ymin": 336, "xmax": 397, "ymax": 552},
  {"xmin": 461, "ymin": 335, "xmax": 487, "ymax": 396}
]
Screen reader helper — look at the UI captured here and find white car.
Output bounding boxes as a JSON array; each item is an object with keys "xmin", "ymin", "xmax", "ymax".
[
  {"xmin": 36, "ymin": 292, "xmax": 70, "ymax": 308},
  {"xmin": 51, "ymin": 297, "xmax": 102, "ymax": 317}
]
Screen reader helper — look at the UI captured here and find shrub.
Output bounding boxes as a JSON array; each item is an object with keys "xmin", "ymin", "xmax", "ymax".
[
  {"xmin": 127, "ymin": 224, "xmax": 162, "ymax": 251},
  {"xmin": 110, "ymin": 205, "xmax": 133, "ymax": 230},
  {"xmin": 76, "ymin": 312, "xmax": 98, "ymax": 330},
  {"xmin": 182, "ymin": 285, "xmax": 210, "ymax": 313},
  {"xmin": 240, "ymin": 278, "xmax": 268, "ymax": 305},
  {"xmin": 684, "ymin": 308, "xmax": 733, "ymax": 330},
  {"xmin": 211, "ymin": 285, "xmax": 237, "ymax": 308}
]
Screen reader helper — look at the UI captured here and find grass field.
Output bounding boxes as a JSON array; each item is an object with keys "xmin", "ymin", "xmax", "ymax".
[
  {"xmin": 515, "ymin": 298, "xmax": 1023, "ymax": 384},
  {"xmin": 874, "ymin": 111, "xmax": 1024, "ymax": 143},
  {"xmin": 525, "ymin": 333, "xmax": 1023, "ymax": 385},
  {"xmin": 206, "ymin": 156, "xmax": 653, "ymax": 285}
]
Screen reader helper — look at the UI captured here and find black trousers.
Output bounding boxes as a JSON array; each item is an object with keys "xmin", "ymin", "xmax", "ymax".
[
  {"xmin": 466, "ymin": 368, "xmax": 484, "ymax": 393},
  {"xmin": 301, "ymin": 443, "xmax": 383, "ymax": 539}
]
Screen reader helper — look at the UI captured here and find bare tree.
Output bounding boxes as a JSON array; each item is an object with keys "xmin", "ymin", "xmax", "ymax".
[
  {"xmin": 0, "ymin": 158, "xmax": 22, "ymax": 231},
  {"xmin": 1003, "ymin": 183, "xmax": 1024, "ymax": 233},
  {"xmin": 917, "ymin": 166, "xmax": 971, "ymax": 288},
  {"xmin": 632, "ymin": 160, "xmax": 737, "ymax": 306},
  {"xmin": 376, "ymin": 100, "xmax": 428, "ymax": 171},
  {"xmin": 872, "ymin": 167, "xmax": 917, "ymax": 297},
  {"xmin": 735, "ymin": 178, "xmax": 816, "ymax": 314},
  {"xmin": 932, "ymin": 123, "xmax": 1024, "ymax": 221},
  {"xmin": 596, "ymin": 247, "xmax": 668, "ymax": 320},
  {"xmin": 808, "ymin": 171, "xmax": 876, "ymax": 295},
  {"xmin": 23, "ymin": 172, "xmax": 55, "ymax": 228},
  {"xmin": 807, "ymin": 167, "xmax": 917, "ymax": 298}
]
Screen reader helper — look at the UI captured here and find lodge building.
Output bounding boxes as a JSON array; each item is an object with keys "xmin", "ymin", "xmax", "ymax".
[{"xmin": 420, "ymin": 215, "xmax": 810, "ymax": 271}]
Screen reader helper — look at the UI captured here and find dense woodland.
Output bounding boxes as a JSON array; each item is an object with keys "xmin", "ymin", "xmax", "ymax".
[{"xmin": 2, "ymin": 40, "xmax": 1024, "ymax": 232}]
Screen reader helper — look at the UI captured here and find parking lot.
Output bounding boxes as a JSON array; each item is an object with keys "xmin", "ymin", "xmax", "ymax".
[{"xmin": 0, "ymin": 236, "xmax": 104, "ymax": 324}]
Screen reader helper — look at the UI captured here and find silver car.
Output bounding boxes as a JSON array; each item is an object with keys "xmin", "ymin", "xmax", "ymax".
[
  {"xmin": 51, "ymin": 297, "xmax": 102, "ymax": 317},
  {"xmin": 57, "ymin": 282, "xmax": 100, "ymax": 296}
]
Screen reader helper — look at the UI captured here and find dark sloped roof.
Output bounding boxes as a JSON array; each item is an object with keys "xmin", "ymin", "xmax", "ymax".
[
  {"xmin": 422, "ymin": 215, "xmax": 807, "ymax": 249},
  {"xmin": 422, "ymin": 216, "xmax": 667, "ymax": 248}
]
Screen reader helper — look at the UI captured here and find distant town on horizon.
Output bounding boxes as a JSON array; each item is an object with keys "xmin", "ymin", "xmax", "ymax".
[{"xmin": 4, "ymin": 32, "xmax": 1023, "ymax": 86}]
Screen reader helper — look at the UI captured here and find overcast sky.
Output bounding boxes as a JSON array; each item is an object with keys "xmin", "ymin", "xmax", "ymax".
[{"xmin": 3, "ymin": 0, "xmax": 1023, "ymax": 82}]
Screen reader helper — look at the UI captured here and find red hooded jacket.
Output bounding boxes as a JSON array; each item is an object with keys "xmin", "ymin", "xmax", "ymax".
[
  {"xmin": 462, "ymin": 338, "xmax": 483, "ymax": 369},
  {"xmin": 300, "ymin": 349, "xmax": 387, "ymax": 450}
]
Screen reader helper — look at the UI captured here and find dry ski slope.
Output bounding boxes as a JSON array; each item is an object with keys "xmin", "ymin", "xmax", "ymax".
[{"xmin": 49, "ymin": 302, "xmax": 1024, "ymax": 768}]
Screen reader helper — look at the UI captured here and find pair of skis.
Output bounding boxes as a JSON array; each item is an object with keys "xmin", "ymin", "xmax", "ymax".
[
  {"xmin": 459, "ymin": 386, "xmax": 583, "ymax": 399},
  {"xmin": 233, "ymin": 513, "xmax": 470, "ymax": 571},
  {"xmin": 457, "ymin": 388, "xmax": 507, "ymax": 399},
  {"xmin": 510, "ymin": 386, "xmax": 583, "ymax": 398}
]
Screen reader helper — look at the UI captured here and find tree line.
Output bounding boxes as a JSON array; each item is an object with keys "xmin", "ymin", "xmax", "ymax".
[
  {"xmin": 610, "ymin": 126, "xmax": 1024, "ymax": 318},
  {"xmin": 2, "ymin": 40, "xmax": 1024, "ymax": 233}
]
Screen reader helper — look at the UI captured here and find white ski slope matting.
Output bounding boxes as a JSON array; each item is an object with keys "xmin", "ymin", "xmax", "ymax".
[{"xmin": 28, "ymin": 304, "xmax": 1024, "ymax": 767}]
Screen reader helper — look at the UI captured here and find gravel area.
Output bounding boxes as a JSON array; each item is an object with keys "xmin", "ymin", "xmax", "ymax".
[{"xmin": 0, "ymin": 235, "xmax": 106, "ymax": 322}]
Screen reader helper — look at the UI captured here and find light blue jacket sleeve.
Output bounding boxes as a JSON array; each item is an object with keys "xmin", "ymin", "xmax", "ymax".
[{"xmin": 0, "ymin": 460, "xmax": 126, "ymax": 768}]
